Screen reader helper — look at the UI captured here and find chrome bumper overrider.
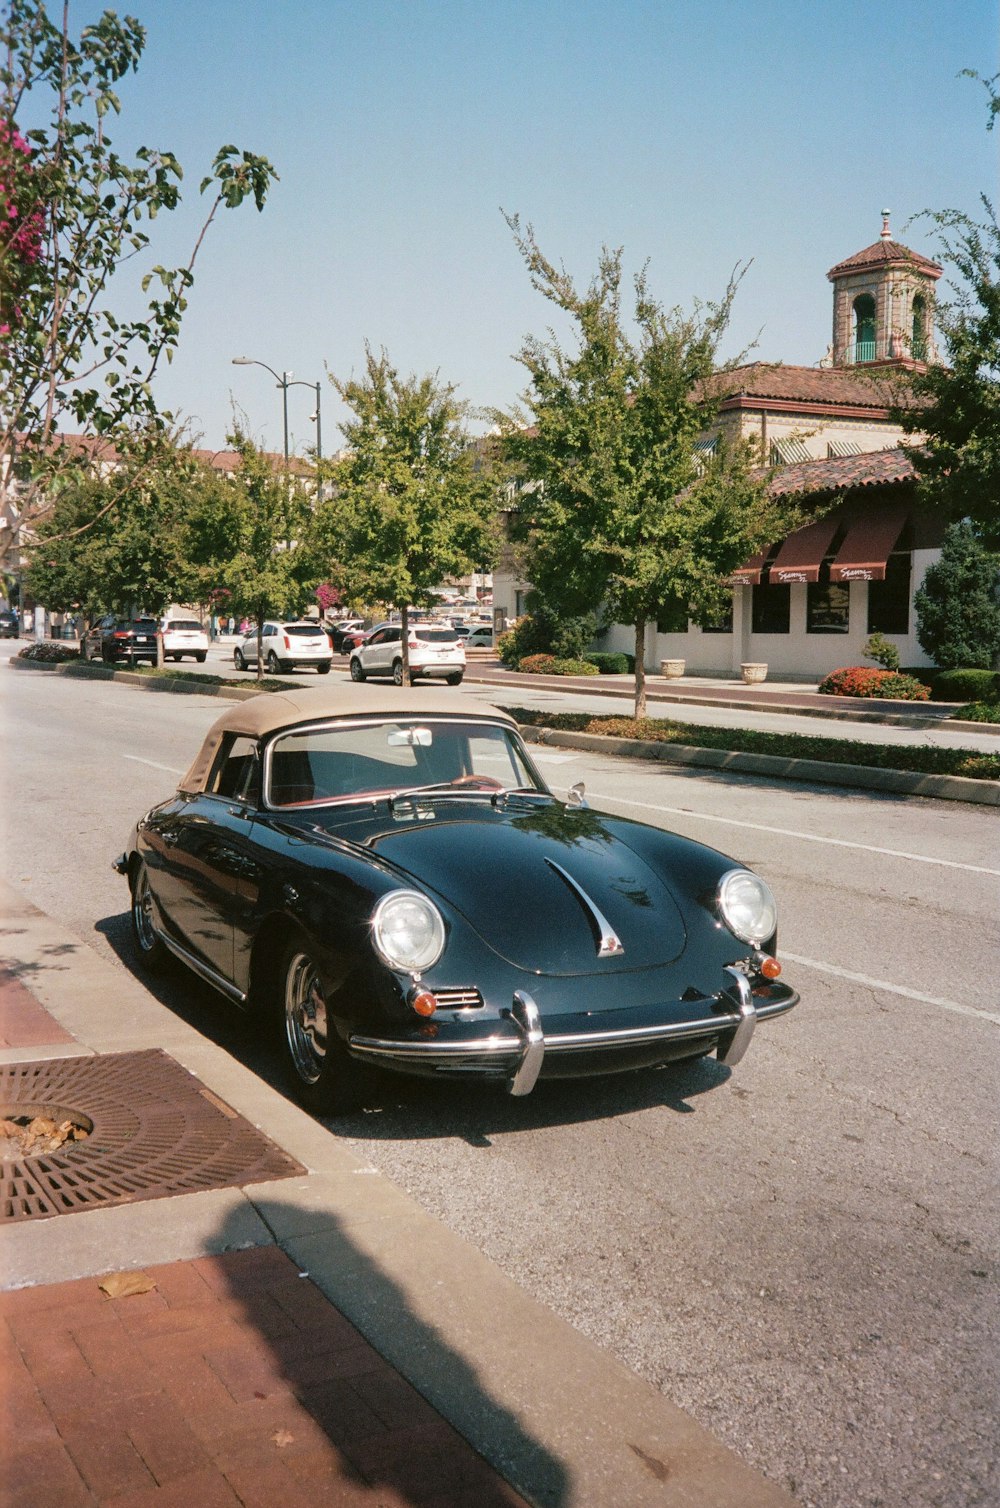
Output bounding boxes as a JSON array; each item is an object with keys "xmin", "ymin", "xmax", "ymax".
[{"xmin": 348, "ymin": 974, "xmax": 798, "ymax": 1095}]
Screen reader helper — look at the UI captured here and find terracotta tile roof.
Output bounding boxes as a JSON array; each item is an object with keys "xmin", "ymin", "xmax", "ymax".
[
  {"xmin": 827, "ymin": 238, "xmax": 941, "ymax": 280},
  {"xmin": 766, "ymin": 446, "xmax": 918, "ymax": 499},
  {"xmin": 706, "ymin": 362, "xmax": 917, "ymax": 410}
]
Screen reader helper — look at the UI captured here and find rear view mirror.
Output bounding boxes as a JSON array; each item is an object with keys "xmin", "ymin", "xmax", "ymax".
[{"xmin": 387, "ymin": 727, "xmax": 433, "ymax": 747}]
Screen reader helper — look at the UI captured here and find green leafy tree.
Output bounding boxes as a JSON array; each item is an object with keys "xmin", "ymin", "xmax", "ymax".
[
  {"xmin": 898, "ymin": 73, "xmax": 1000, "ymax": 548},
  {"xmin": 914, "ymin": 520, "xmax": 1000, "ymax": 669},
  {"xmin": 495, "ymin": 218, "xmax": 807, "ymax": 715},
  {"xmin": 211, "ymin": 432, "xmax": 314, "ymax": 680},
  {"xmin": 1, "ymin": 1, "xmax": 276, "ymax": 526},
  {"xmin": 314, "ymin": 347, "xmax": 499, "ymax": 684}
]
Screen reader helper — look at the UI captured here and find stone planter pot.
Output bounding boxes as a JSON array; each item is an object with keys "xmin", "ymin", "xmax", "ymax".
[
  {"xmin": 660, "ymin": 658, "xmax": 686, "ymax": 679},
  {"xmin": 740, "ymin": 662, "xmax": 768, "ymax": 684}
]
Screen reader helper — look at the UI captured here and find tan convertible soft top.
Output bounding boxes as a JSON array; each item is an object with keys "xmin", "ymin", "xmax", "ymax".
[{"xmin": 179, "ymin": 686, "xmax": 516, "ymax": 794}]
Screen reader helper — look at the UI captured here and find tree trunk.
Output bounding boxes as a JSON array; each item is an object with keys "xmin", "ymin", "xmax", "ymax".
[
  {"xmin": 400, "ymin": 602, "xmax": 411, "ymax": 686},
  {"xmin": 256, "ymin": 605, "xmax": 264, "ymax": 682},
  {"xmin": 634, "ymin": 617, "xmax": 646, "ymax": 719}
]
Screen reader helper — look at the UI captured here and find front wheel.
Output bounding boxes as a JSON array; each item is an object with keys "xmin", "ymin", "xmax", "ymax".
[
  {"xmin": 279, "ymin": 941, "xmax": 363, "ymax": 1114},
  {"xmin": 234, "ymin": 648, "xmax": 246, "ymax": 671},
  {"xmin": 130, "ymin": 860, "xmax": 168, "ymax": 973},
  {"xmin": 266, "ymin": 650, "xmax": 282, "ymax": 674},
  {"xmin": 350, "ymin": 657, "xmax": 365, "ymax": 682},
  {"xmin": 392, "ymin": 659, "xmax": 404, "ymax": 686}
]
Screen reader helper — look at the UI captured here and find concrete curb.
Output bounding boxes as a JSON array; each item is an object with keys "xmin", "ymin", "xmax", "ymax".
[
  {"xmin": 519, "ymin": 725, "xmax": 1000, "ymax": 806},
  {"xmin": 0, "ymin": 881, "xmax": 796, "ymax": 1508}
]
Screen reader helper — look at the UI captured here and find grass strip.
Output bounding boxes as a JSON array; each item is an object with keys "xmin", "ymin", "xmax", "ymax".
[{"xmin": 503, "ymin": 707, "xmax": 1000, "ymax": 783}]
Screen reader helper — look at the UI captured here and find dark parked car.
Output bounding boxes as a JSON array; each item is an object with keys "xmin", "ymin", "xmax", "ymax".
[
  {"xmin": 81, "ymin": 615, "xmax": 159, "ymax": 664},
  {"xmin": 0, "ymin": 610, "xmax": 18, "ymax": 638},
  {"xmin": 116, "ymin": 688, "xmax": 797, "ymax": 1114},
  {"xmin": 325, "ymin": 618, "xmax": 366, "ymax": 652}
]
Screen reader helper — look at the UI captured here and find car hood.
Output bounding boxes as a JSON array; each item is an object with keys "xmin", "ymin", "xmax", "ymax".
[{"xmin": 313, "ymin": 800, "xmax": 688, "ymax": 976}]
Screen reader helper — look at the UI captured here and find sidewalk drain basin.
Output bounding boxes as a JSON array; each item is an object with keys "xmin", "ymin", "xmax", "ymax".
[{"xmin": 0, "ymin": 1049, "xmax": 304, "ymax": 1223}]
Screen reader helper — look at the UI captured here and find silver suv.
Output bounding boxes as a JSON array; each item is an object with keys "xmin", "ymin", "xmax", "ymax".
[
  {"xmin": 350, "ymin": 623, "xmax": 465, "ymax": 685},
  {"xmin": 234, "ymin": 621, "xmax": 333, "ymax": 675}
]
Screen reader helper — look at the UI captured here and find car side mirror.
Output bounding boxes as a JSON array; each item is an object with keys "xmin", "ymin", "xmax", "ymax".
[{"xmin": 567, "ymin": 782, "xmax": 587, "ymax": 808}]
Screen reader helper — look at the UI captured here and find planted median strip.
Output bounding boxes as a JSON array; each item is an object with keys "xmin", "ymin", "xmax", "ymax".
[{"xmin": 503, "ymin": 707, "xmax": 1000, "ymax": 784}]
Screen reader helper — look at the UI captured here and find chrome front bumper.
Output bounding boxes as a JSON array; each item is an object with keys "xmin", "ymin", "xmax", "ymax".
[{"xmin": 348, "ymin": 971, "xmax": 798, "ymax": 1096}]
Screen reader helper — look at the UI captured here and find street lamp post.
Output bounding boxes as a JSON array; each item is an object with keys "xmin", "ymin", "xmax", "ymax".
[{"xmin": 231, "ymin": 359, "xmax": 323, "ymax": 490}]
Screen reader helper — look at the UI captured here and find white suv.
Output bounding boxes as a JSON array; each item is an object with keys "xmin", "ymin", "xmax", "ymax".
[
  {"xmin": 350, "ymin": 623, "xmax": 465, "ymax": 685},
  {"xmin": 234, "ymin": 621, "xmax": 333, "ymax": 675},
  {"xmin": 160, "ymin": 618, "xmax": 209, "ymax": 662}
]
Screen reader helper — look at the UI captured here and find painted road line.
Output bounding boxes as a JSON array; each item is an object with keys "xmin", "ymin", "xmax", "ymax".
[
  {"xmin": 780, "ymin": 951, "xmax": 1000, "ymax": 1026},
  {"xmin": 123, "ymin": 755, "xmax": 185, "ymax": 774},
  {"xmin": 579, "ymin": 791, "xmax": 1000, "ymax": 879}
]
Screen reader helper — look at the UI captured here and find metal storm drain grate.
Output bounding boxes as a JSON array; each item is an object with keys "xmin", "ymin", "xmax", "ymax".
[{"xmin": 0, "ymin": 1049, "xmax": 304, "ymax": 1223}]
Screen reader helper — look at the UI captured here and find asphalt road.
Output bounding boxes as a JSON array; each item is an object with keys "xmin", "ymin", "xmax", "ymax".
[{"xmin": 2, "ymin": 658, "xmax": 997, "ymax": 1508}]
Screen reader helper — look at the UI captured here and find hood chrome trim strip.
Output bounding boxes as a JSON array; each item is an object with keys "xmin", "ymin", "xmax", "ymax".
[{"xmin": 545, "ymin": 858, "xmax": 625, "ymax": 958}]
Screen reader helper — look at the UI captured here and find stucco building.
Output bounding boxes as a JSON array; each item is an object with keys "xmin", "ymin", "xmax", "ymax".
[{"xmin": 494, "ymin": 213, "xmax": 947, "ymax": 680}]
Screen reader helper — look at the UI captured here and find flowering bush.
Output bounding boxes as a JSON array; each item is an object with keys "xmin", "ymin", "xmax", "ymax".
[
  {"xmin": 517, "ymin": 653, "xmax": 600, "ymax": 676},
  {"xmin": 818, "ymin": 666, "xmax": 930, "ymax": 700},
  {"xmin": 0, "ymin": 120, "xmax": 44, "ymax": 335}
]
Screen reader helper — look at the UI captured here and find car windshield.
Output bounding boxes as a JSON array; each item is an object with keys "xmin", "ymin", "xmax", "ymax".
[{"xmin": 266, "ymin": 718, "xmax": 545, "ymax": 808}]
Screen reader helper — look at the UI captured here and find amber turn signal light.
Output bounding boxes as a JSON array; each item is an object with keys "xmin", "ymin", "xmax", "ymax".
[
  {"xmin": 408, "ymin": 988, "xmax": 438, "ymax": 1017},
  {"xmin": 759, "ymin": 955, "xmax": 782, "ymax": 980}
]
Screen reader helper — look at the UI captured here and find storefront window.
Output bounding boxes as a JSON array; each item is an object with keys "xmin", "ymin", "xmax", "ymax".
[
  {"xmin": 807, "ymin": 571, "xmax": 850, "ymax": 633},
  {"xmin": 698, "ymin": 602, "xmax": 733, "ymax": 634},
  {"xmin": 751, "ymin": 582, "xmax": 790, "ymax": 634},
  {"xmin": 868, "ymin": 552, "xmax": 911, "ymax": 634},
  {"xmin": 656, "ymin": 595, "xmax": 689, "ymax": 634}
]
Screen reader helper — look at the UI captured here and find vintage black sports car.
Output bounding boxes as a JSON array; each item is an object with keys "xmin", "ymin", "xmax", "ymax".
[{"xmin": 116, "ymin": 688, "xmax": 798, "ymax": 1113}]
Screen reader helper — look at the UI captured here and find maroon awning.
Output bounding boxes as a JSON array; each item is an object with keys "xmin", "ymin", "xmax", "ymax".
[
  {"xmin": 729, "ymin": 550, "xmax": 767, "ymax": 586},
  {"xmin": 767, "ymin": 515, "xmax": 844, "ymax": 584},
  {"xmin": 830, "ymin": 504, "xmax": 908, "ymax": 582}
]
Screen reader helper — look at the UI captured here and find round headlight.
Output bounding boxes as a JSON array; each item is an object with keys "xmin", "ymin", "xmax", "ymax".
[
  {"xmin": 717, "ymin": 869, "xmax": 777, "ymax": 945},
  {"xmin": 371, "ymin": 890, "xmax": 446, "ymax": 973}
]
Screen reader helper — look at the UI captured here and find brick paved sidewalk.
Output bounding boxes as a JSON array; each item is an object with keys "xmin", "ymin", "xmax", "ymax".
[{"xmin": 0, "ymin": 971, "xmax": 530, "ymax": 1508}]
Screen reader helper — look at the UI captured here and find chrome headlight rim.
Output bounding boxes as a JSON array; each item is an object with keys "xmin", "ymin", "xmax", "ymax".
[
  {"xmin": 371, "ymin": 889, "xmax": 446, "ymax": 974},
  {"xmin": 717, "ymin": 868, "xmax": 778, "ymax": 947}
]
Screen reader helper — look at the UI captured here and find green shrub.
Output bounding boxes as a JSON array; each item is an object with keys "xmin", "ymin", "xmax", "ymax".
[
  {"xmin": 585, "ymin": 652, "xmax": 634, "ymax": 674},
  {"xmin": 496, "ymin": 604, "xmax": 599, "ymax": 668},
  {"xmin": 915, "ymin": 522, "xmax": 1000, "ymax": 669},
  {"xmin": 516, "ymin": 653, "xmax": 599, "ymax": 676},
  {"xmin": 957, "ymin": 700, "xmax": 1000, "ymax": 723},
  {"xmin": 932, "ymin": 668, "xmax": 1000, "ymax": 703},
  {"xmin": 17, "ymin": 640, "xmax": 81, "ymax": 663},
  {"xmin": 818, "ymin": 666, "xmax": 930, "ymax": 700},
  {"xmin": 862, "ymin": 632, "xmax": 900, "ymax": 672},
  {"xmin": 497, "ymin": 616, "xmax": 548, "ymax": 668}
]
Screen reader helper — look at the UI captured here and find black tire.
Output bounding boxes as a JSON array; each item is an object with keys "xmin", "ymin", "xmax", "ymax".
[
  {"xmin": 446, "ymin": 671, "xmax": 463, "ymax": 686},
  {"xmin": 234, "ymin": 648, "xmax": 246, "ymax": 670},
  {"xmin": 316, "ymin": 662, "xmax": 331, "ymax": 674},
  {"xmin": 350, "ymin": 657, "xmax": 365, "ymax": 682},
  {"xmin": 195, "ymin": 652, "xmax": 207, "ymax": 663},
  {"xmin": 266, "ymin": 650, "xmax": 282, "ymax": 674},
  {"xmin": 278, "ymin": 939, "xmax": 363, "ymax": 1114},
  {"xmin": 130, "ymin": 859, "xmax": 168, "ymax": 973},
  {"xmin": 392, "ymin": 659, "xmax": 404, "ymax": 686}
]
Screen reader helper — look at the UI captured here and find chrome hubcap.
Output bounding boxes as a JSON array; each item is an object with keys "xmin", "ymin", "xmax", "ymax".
[
  {"xmin": 285, "ymin": 952, "xmax": 328, "ymax": 1084},
  {"xmin": 133, "ymin": 869, "xmax": 156, "ymax": 952}
]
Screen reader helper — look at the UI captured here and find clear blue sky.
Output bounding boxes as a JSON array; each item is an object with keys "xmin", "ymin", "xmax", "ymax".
[{"xmin": 54, "ymin": 0, "xmax": 1000, "ymax": 454}]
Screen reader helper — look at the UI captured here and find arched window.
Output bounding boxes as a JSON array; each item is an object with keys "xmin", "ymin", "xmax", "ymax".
[
  {"xmin": 852, "ymin": 295, "xmax": 876, "ymax": 362},
  {"xmin": 911, "ymin": 294, "xmax": 927, "ymax": 361}
]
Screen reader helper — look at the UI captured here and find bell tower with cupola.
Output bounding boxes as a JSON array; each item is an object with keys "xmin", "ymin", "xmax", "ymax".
[{"xmin": 827, "ymin": 211, "xmax": 941, "ymax": 370}]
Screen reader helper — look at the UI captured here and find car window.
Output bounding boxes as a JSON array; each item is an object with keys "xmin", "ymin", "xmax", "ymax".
[
  {"xmin": 166, "ymin": 620, "xmax": 201, "ymax": 632},
  {"xmin": 266, "ymin": 719, "xmax": 545, "ymax": 807},
  {"xmin": 367, "ymin": 628, "xmax": 387, "ymax": 645},
  {"xmin": 208, "ymin": 735, "xmax": 261, "ymax": 803},
  {"xmin": 283, "ymin": 625, "xmax": 326, "ymax": 638},
  {"xmin": 414, "ymin": 629, "xmax": 459, "ymax": 643},
  {"xmin": 132, "ymin": 620, "xmax": 159, "ymax": 631}
]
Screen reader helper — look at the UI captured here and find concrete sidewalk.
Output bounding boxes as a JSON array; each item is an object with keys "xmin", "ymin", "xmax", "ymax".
[{"xmin": 0, "ymin": 887, "xmax": 796, "ymax": 1508}]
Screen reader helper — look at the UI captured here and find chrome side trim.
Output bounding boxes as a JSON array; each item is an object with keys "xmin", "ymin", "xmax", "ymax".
[
  {"xmin": 157, "ymin": 929, "xmax": 247, "ymax": 1004},
  {"xmin": 545, "ymin": 858, "xmax": 624, "ymax": 958},
  {"xmin": 506, "ymin": 991, "xmax": 545, "ymax": 1096},
  {"xmin": 717, "ymin": 966, "xmax": 756, "ymax": 1065}
]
